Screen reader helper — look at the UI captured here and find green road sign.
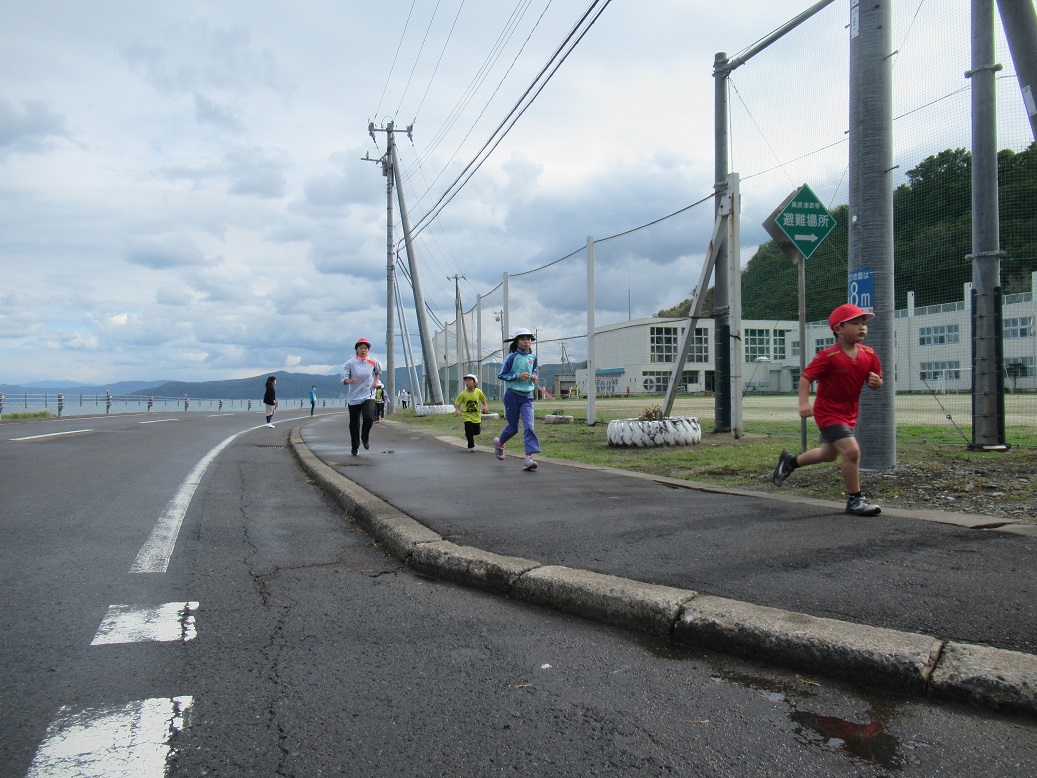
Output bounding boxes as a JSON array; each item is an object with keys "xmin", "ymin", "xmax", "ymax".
[{"xmin": 773, "ymin": 184, "xmax": 837, "ymax": 259}]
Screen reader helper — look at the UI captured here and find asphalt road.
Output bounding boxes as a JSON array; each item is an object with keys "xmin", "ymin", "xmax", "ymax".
[{"xmin": 1, "ymin": 411, "xmax": 1034, "ymax": 777}]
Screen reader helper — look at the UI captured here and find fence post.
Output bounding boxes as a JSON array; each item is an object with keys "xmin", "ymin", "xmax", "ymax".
[
  {"xmin": 58, "ymin": 393, "xmax": 64, "ymax": 418},
  {"xmin": 586, "ymin": 236, "xmax": 596, "ymax": 426}
]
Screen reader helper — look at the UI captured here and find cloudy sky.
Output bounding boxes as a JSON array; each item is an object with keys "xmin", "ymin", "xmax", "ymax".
[{"xmin": 0, "ymin": 1, "xmax": 1028, "ymax": 385}]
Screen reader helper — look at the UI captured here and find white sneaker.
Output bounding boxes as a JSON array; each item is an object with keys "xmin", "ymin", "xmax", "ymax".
[
  {"xmin": 266, "ymin": 423, "xmax": 275, "ymax": 428},
  {"xmin": 523, "ymin": 456, "xmax": 538, "ymax": 471}
]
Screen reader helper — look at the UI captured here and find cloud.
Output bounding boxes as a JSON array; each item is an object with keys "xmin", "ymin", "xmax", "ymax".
[
  {"xmin": 193, "ymin": 93, "xmax": 246, "ymax": 133},
  {"xmin": 126, "ymin": 234, "xmax": 208, "ymax": 269},
  {"xmin": 0, "ymin": 98, "xmax": 70, "ymax": 156}
]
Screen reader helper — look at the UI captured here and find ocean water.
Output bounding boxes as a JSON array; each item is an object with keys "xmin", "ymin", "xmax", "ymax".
[{"xmin": 0, "ymin": 394, "xmax": 346, "ymax": 419}]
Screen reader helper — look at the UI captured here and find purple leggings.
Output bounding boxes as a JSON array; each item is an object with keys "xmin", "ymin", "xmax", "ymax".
[{"xmin": 499, "ymin": 389, "xmax": 540, "ymax": 455}]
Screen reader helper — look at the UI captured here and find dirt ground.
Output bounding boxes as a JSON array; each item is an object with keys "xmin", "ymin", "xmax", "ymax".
[
  {"xmin": 760, "ymin": 446, "xmax": 1037, "ymax": 522},
  {"xmin": 591, "ymin": 395, "xmax": 1037, "ymax": 522}
]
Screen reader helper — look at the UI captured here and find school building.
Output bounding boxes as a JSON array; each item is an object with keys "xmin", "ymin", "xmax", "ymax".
[{"xmin": 573, "ymin": 278, "xmax": 1037, "ymax": 396}]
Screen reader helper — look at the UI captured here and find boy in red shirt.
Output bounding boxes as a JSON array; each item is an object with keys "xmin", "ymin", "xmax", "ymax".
[{"xmin": 772, "ymin": 303, "xmax": 884, "ymax": 516}]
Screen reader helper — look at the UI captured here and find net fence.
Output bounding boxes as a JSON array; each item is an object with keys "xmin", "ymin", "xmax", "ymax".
[{"xmin": 416, "ymin": 1, "xmax": 1035, "ymax": 444}]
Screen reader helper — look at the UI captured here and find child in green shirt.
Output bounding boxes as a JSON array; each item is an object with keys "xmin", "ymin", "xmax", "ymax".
[{"xmin": 454, "ymin": 374, "xmax": 490, "ymax": 452}]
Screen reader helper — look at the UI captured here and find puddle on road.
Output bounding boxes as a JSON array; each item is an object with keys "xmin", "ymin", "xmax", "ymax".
[
  {"xmin": 789, "ymin": 709, "xmax": 901, "ymax": 768},
  {"xmin": 642, "ymin": 641, "xmax": 907, "ymax": 771},
  {"xmin": 713, "ymin": 667, "xmax": 906, "ymax": 771}
]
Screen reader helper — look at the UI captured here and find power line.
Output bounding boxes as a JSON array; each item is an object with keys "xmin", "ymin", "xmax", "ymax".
[
  {"xmin": 395, "ymin": 0, "xmax": 446, "ymax": 117},
  {"xmin": 373, "ymin": 0, "xmax": 420, "ymax": 120},
  {"xmin": 409, "ymin": 0, "xmax": 613, "ymax": 240}
]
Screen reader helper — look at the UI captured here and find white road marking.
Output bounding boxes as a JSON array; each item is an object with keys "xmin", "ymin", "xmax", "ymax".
[
  {"xmin": 27, "ymin": 696, "xmax": 192, "ymax": 778},
  {"xmin": 130, "ymin": 428, "xmax": 252, "ymax": 573},
  {"xmin": 91, "ymin": 602, "xmax": 199, "ymax": 645},
  {"xmin": 138, "ymin": 419, "xmax": 178, "ymax": 424},
  {"xmin": 10, "ymin": 430, "xmax": 93, "ymax": 441}
]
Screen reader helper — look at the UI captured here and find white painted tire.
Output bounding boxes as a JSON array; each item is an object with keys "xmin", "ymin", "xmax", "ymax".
[
  {"xmin": 415, "ymin": 404, "xmax": 454, "ymax": 417},
  {"xmin": 481, "ymin": 412, "xmax": 500, "ymax": 420},
  {"xmin": 544, "ymin": 414, "xmax": 574, "ymax": 424},
  {"xmin": 606, "ymin": 416, "xmax": 701, "ymax": 447}
]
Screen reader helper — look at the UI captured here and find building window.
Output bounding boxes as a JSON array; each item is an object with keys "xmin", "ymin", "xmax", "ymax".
[
  {"xmin": 1004, "ymin": 317, "xmax": 1035, "ymax": 339},
  {"xmin": 745, "ymin": 329, "xmax": 770, "ymax": 362},
  {"xmin": 1005, "ymin": 357, "xmax": 1035, "ymax": 379},
  {"xmin": 919, "ymin": 324, "xmax": 960, "ymax": 346},
  {"xmin": 687, "ymin": 328, "xmax": 709, "ymax": 363},
  {"xmin": 791, "ymin": 339, "xmax": 800, "ymax": 358},
  {"xmin": 772, "ymin": 330, "xmax": 787, "ymax": 360},
  {"xmin": 920, "ymin": 361, "xmax": 961, "ymax": 381},
  {"xmin": 814, "ymin": 336, "xmax": 835, "ymax": 354},
  {"xmin": 650, "ymin": 326, "xmax": 679, "ymax": 363},
  {"xmin": 642, "ymin": 370, "xmax": 698, "ymax": 393}
]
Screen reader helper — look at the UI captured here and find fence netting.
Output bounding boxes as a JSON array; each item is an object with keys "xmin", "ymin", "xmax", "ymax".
[{"xmin": 417, "ymin": 1, "xmax": 1036, "ymax": 444}]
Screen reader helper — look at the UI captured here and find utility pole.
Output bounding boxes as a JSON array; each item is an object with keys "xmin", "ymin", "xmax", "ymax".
[
  {"xmin": 849, "ymin": 0, "xmax": 896, "ymax": 469},
  {"xmin": 969, "ymin": 0, "xmax": 1008, "ymax": 449},
  {"xmin": 997, "ymin": 0, "xmax": 1037, "ymax": 141},
  {"xmin": 449, "ymin": 274, "xmax": 468, "ymax": 399},
  {"xmin": 362, "ymin": 135, "xmax": 395, "ymax": 412},
  {"xmin": 370, "ymin": 120, "xmax": 445, "ymax": 405}
]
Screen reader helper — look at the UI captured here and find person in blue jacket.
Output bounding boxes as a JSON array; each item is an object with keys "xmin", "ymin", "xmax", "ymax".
[{"xmin": 493, "ymin": 327, "xmax": 541, "ymax": 471}]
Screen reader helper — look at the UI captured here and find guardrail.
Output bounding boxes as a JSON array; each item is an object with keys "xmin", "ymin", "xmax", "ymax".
[{"xmin": 0, "ymin": 393, "xmax": 347, "ymax": 419}]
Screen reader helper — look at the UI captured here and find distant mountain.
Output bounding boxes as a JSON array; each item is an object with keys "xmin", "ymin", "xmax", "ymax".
[
  {"xmin": 22, "ymin": 380, "xmax": 93, "ymax": 389},
  {"xmin": 1, "ymin": 380, "xmax": 169, "ymax": 395},
  {"xmin": 2, "ymin": 361, "xmax": 572, "ymax": 403}
]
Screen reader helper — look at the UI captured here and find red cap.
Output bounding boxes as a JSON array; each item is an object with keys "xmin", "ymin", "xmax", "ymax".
[
  {"xmin": 354, "ymin": 337, "xmax": 371, "ymax": 349},
  {"xmin": 828, "ymin": 303, "xmax": 874, "ymax": 331}
]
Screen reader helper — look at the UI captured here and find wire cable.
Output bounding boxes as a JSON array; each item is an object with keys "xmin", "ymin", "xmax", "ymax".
[{"xmin": 409, "ymin": 0, "xmax": 612, "ymax": 240}]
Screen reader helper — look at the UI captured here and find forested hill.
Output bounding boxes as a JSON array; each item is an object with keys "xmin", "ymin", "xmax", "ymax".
[{"xmin": 658, "ymin": 143, "xmax": 1037, "ymax": 322}]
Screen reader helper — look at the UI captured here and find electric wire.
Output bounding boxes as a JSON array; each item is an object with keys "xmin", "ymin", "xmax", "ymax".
[
  {"xmin": 410, "ymin": 0, "xmax": 467, "ymax": 121},
  {"xmin": 409, "ymin": 0, "xmax": 612, "ymax": 240},
  {"xmin": 408, "ymin": 0, "xmax": 550, "ymax": 193},
  {"xmin": 409, "ymin": 1, "xmax": 538, "ymax": 177},
  {"xmin": 373, "ymin": 0, "xmax": 420, "ymax": 121},
  {"xmin": 395, "ymin": 0, "xmax": 445, "ymax": 117}
]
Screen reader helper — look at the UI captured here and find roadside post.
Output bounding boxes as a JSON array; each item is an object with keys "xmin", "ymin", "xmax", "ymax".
[{"xmin": 763, "ymin": 184, "xmax": 838, "ymax": 452}]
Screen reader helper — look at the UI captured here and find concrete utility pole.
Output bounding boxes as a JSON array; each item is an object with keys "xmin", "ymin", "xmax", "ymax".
[
  {"xmin": 450, "ymin": 274, "xmax": 468, "ymax": 399},
  {"xmin": 849, "ymin": 0, "xmax": 896, "ymax": 469},
  {"xmin": 969, "ymin": 0, "xmax": 1008, "ymax": 449},
  {"xmin": 376, "ymin": 121, "xmax": 445, "ymax": 405},
  {"xmin": 363, "ymin": 133, "xmax": 395, "ymax": 412},
  {"xmin": 712, "ymin": 0, "xmax": 837, "ymax": 433},
  {"xmin": 997, "ymin": 0, "xmax": 1037, "ymax": 141}
]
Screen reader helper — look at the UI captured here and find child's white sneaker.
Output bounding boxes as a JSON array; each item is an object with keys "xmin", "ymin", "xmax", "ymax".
[
  {"xmin": 522, "ymin": 455, "xmax": 538, "ymax": 471},
  {"xmin": 493, "ymin": 438, "xmax": 505, "ymax": 460}
]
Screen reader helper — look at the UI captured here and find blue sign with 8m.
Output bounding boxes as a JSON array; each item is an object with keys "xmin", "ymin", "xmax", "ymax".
[{"xmin": 848, "ymin": 269, "xmax": 874, "ymax": 313}]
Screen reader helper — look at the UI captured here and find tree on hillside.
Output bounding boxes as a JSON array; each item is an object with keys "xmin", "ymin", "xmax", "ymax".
[{"xmin": 657, "ymin": 143, "xmax": 1037, "ymax": 320}]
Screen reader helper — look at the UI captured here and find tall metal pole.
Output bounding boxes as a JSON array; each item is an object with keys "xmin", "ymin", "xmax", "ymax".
[
  {"xmin": 586, "ymin": 236, "xmax": 597, "ymax": 426},
  {"xmin": 364, "ymin": 129, "xmax": 397, "ymax": 413},
  {"xmin": 383, "ymin": 152, "xmax": 396, "ymax": 412},
  {"xmin": 712, "ymin": 0, "xmax": 838, "ymax": 434},
  {"xmin": 849, "ymin": 0, "xmax": 896, "ymax": 469},
  {"xmin": 713, "ymin": 52, "xmax": 732, "ymax": 434},
  {"xmin": 389, "ymin": 129, "xmax": 445, "ymax": 404},
  {"xmin": 970, "ymin": 0, "xmax": 1008, "ymax": 448},
  {"xmin": 997, "ymin": 0, "xmax": 1037, "ymax": 141}
]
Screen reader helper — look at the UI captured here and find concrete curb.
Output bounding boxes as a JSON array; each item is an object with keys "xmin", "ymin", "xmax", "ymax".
[{"xmin": 290, "ymin": 426, "xmax": 1037, "ymax": 717}]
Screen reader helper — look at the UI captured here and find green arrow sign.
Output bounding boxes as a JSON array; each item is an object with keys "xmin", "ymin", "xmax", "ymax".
[{"xmin": 774, "ymin": 184, "xmax": 837, "ymax": 259}]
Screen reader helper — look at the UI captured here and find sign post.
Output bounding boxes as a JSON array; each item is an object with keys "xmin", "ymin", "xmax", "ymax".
[{"xmin": 763, "ymin": 184, "xmax": 838, "ymax": 452}]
